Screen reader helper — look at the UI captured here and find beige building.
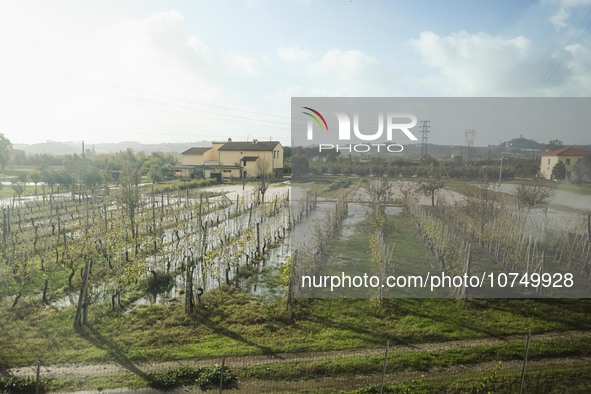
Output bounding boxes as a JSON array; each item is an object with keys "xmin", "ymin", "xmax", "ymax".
[
  {"xmin": 175, "ymin": 139, "xmax": 283, "ymax": 180},
  {"xmin": 540, "ymin": 147, "xmax": 591, "ymax": 180}
]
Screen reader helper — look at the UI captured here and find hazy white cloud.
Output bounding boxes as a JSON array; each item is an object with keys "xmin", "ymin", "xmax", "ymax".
[
  {"xmin": 0, "ymin": 8, "xmax": 233, "ymax": 143},
  {"xmin": 277, "ymin": 46, "xmax": 311, "ymax": 63},
  {"xmin": 222, "ymin": 52, "xmax": 264, "ymax": 75},
  {"xmin": 560, "ymin": 43, "xmax": 591, "ymax": 95},
  {"xmin": 409, "ymin": 30, "xmax": 579, "ymax": 96},
  {"xmin": 2, "ymin": 1, "xmax": 589, "ymax": 146},
  {"xmin": 273, "ymin": 47, "xmax": 392, "ymax": 96},
  {"xmin": 544, "ymin": 0, "xmax": 591, "ymax": 29},
  {"xmin": 97, "ymin": 10, "xmax": 215, "ymax": 94},
  {"xmin": 550, "ymin": 6, "xmax": 570, "ymax": 28},
  {"xmin": 187, "ymin": 35, "xmax": 211, "ymax": 59},
  {"xmin": 311, "ymin": 49, "xmax": 379, "ymax": 77}
]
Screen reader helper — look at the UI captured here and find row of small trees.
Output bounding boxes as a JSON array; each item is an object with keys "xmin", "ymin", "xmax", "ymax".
[{"xmin": 403, "ymin": 176, "xmax": 590, "ymax": 296}]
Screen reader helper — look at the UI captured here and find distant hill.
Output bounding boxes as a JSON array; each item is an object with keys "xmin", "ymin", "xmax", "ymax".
[
  {"xmin": 13, "ymin": 141, "xmax": 212, "ymax": 155},
  {"xmin": 503, "ymin": 137, "xmax": 546, "ymax": 151},
  {"xmin": 13, "ymin": 138, "xmax": 591, "ymax": 158}
]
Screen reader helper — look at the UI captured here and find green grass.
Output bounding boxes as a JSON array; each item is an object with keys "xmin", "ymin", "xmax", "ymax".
[
  {"xmin": 2, "ymin": 290, "xmax": 591, "ymax": 368},
  {"xmin": 349, "ymin": 363, "xmax": 591, "ymax": 394},
  {"xmin": 0, "ymin": 185, "xmax": 40, "ymax": 198},
  {"xmin": 241, "ymin": 336, "xmax": 591, "ymax": 381},
  {"xmin": 27, "ymin": 336, "xmax": 591, "ymax": 392},
  {"xmin": 2, "ymin": 212, "xmax": 591, "ymax": 368},
  {"xmin": 444, "ymin": 179, "xmax": 475, "ymax": 196},
  {"xmin": 1, "ymin": 199, "xmax": 591, "ymax": 392},
  {"xmin": 504, "ymin": 178, "xmax": 591, "ymax": 196},
  {"xmin": 292, "ymin": 175, "xmax": 363, "ymax": 199}
]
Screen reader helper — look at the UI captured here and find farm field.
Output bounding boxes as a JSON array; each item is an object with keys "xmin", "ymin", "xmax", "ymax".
[{"xmin": 1, "ymin": 177, "xmax": 591, "ymax": 393}]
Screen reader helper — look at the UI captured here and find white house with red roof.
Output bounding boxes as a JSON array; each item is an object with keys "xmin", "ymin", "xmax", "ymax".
[{"xmin": 540, "ymin": 147, "xmax": 591, "ymax": 180}]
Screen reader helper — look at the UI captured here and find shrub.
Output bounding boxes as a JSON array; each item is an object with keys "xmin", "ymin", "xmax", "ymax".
[
  {"xmin": 515, "ymin": 183, "xmax": 555, "ymax": 206},
  {"xmin": 327, "ymin": 178, "xmax": 352, "ymax": 191},
  {"xmin": 0, "ymin": 376, "xmax": 46, "ymax": 393},
  {"xmin": 147, "ymin": 366, "xmax": 200, "ymax": 389},
  {"xmin": 196, "ymin": 364, "xmax": 238, "ymax": 390},
  {"xmin": 145, "ymin": 270, "xmax": 174, "ymax": 301},
  {"xmin": 146, "ymin": 365, "xmax": 238, "ymax": 390}
]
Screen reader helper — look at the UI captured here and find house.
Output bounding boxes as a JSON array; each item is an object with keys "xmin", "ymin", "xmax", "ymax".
[
  {"xmin": 175, "ymin": 139, "xmax": 284, "ymax": 180},
  {"xmin": 540, "ymin": 147, "xmax": 591, "ymax": 180}
]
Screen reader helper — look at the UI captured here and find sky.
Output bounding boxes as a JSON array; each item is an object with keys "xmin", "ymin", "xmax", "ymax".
[{"xmin": 0, "ymin": 0, "xmax": 590, "ymax": 147}]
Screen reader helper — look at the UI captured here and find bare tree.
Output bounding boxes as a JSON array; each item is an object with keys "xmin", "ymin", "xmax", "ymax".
[
  {"xmin": 255, "ymin": 156, "xmax": 273, "ymax": 203},
  {"xmin": 419, "ymin": 168, "xmax": 445, "ymax": 207},
  {"xmin": 364, "ymin": 177, "xmax": 394, "ymax": 212},
  {"xmin": 515, "ymin": 182, "xmax": 555, "ymax": 207},
  {"xmin": 117, "ymin": 161, "xmax": 142, "ymax": 239},
  {"xmin": 365, "ymin": 176, "xmax": 395, "ymax": 302},
  {"xmin": 399, "ymin": 181, "xmax": 417, "ymax": 208},
  {"xmin": 464, "ymin": 175, "xmax": 503, "ymax": 242},
  {"xmin": 11, "ymin": 172, "xmax": 27, "ymax": 199}
]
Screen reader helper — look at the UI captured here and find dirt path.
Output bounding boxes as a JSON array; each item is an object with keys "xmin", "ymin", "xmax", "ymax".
[{"xmin": 4, "ymin": 329, "xmax": 589, "ymax": 381}]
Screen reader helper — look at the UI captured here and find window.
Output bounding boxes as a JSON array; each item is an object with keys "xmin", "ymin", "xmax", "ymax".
[
  {"xmin": 566, "ymin": 158, "xmax": 571, "ymax": 165},
  {"xmin": 547, "ymin": 159, "xmax": 550, "ymax": 165}
]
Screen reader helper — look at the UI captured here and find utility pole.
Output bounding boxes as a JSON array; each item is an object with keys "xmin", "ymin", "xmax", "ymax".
[{"xmin": 420, "ymin": 120, "xmax": 430, "ymax": 159}]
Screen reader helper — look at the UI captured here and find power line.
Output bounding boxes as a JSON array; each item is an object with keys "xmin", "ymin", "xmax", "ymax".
[
  {"xmin": 531, "ymin": 8, "xmax": 591, "ymax": 97},
  {"xmin": 34, "ymin": 71, "xmax": 292, "ymax": 130}
]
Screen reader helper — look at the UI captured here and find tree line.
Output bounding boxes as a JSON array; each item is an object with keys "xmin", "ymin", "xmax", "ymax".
[{"xmin": 288, "ymin": 146, "xmax": 542, "ymax": 180}]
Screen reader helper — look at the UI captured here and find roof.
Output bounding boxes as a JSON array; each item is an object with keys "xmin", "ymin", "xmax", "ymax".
[
  {"xmin": 218, "ymin": 141, "xmax": 280, "ymax": 152},
  {"xmin": 181, "ymin": 147, "xmax": 210, "ymax": 155},
  {"xmin": 241, "ymin": 156, "xmax": 259, "ymax": 162},
  {"xmin": 541, "ymin": 147, "xmax": 591, "ymax": 157}
]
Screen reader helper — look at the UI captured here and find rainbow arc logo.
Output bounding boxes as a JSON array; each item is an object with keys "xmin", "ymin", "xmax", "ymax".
[{"xmin": 302, "ymin": 107, "xmax": 328, "ymax": 131}]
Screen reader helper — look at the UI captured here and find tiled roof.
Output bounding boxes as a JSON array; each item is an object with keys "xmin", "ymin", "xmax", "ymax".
[
  {"xmin": 181, "ymin": 147, "xmax": 210, "ymax": 155},
  {"xmin": 241, "ymin": 156, "xmax": 259, "ymax": 162},
  {"xmin": 541, "ymin": 147, "xmax": 591, "ymax": 157},
  {"xmin": 218, "ymin": 141, "xmax": 280, "ymax": 151}
]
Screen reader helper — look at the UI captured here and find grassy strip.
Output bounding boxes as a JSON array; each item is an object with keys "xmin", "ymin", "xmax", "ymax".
[
  {"xmin": 4, "ymin": 286, "xmax": 591, "ymax": 367},
  {"xmin": 3, "ymin": 297, "xmax": 590, "ymax": 367},
  {"xmin": 239, "ymin": 336, "xmax": 591, "ymax": 381},
  {"xmin": 27, "ymin": 336, "xmax": 591, "ymax": 392},
  {"xmin": 503, "ymin": 178, "xmax": 591, "ymax": 196},
  {"xmin": 352, "ymin": 363, "xmax": 591, "ymax": 394}
]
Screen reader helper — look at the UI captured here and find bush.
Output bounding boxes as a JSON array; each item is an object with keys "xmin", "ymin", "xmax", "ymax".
[
  {"xmin": 0, "ymin": 376, "xmax": 46, "ymax": 393},
  {"xmin": 515, "ymin": 183, "xmax": 555, "ymax": 206},
  {"xmin": 147, "ymin": 366, "xmax": 200, "ymax": 389},
  {"xmin": 327, "ymin": 178, "xmax": 352, "ymax": 191},
  {"xmin": 146, "ymin": 365, "xmax": 238, "ymax": 390},
  {"xmin": 145, "ymin": 270, "xmax": 174, "ymax": 301},
  {"xmin": 196, "ymin": 365, "xmax": 238, "ymax": 390},
  {"xmin": 155, "ymin": 178, "xmax": 219, "ymax": 194}
]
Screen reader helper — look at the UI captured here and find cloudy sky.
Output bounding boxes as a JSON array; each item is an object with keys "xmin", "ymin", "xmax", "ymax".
[{"xmin": 0, "ymin": 0, "xmax": 590, "ymax": 146}]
